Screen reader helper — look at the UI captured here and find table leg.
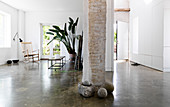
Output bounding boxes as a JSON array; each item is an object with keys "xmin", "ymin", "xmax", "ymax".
[
  {"xmin": 48, "ymin": 60, "xmax": 49, "ymax": 69},
  {"xmin": 62, "ymin": 58, "xmax": 63, "ymax": 67},
  {"xmin": 48, "ymin": 60, "xmax": 51, "ymax": 69},
  {"xmin": 64, "ymin": 57, "xmax": 66, "ymax": 65}
]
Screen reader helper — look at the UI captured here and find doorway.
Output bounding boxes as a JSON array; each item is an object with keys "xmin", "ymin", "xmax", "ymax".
[
  {"xmin": 40, "ymin": 24, "xmax": 60, "ymax": 59},
  {"xmin": 114, "ymin": 21, "xmax": 129, "ymax": 61}
]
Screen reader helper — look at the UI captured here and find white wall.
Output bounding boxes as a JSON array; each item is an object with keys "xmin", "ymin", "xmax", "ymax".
[
  {"xmin": 18, "ymin": 10, "xmax": 25, "ymax": 61},
  {"xmin": 114, "ymin": 0, "xmax": 129, "ymax": 23},
  {"xmin": 0, "ymin": 1, "xmax": 19, "ymax": 64},
  {"xmin": 25, "ymin": 11, "xmax": 83, "ymax": 60},
  {"xmin": 163, "ymin": 0, "xmax": 170, "ymax": 72},
  {"xmin": 115, "ymin": 0, "xmax": 129, "ymax": 8},
  {"xmin": 130, "ymin": 0, "xmax": 164, "ymax": 71}
]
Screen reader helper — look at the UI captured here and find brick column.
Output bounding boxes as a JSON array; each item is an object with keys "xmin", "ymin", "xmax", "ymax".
[
  {"xmin": 79, "ymin": 0, "xmax": 114, "ymax": 98},
  {"xmin": 88, "ymin": 0, "xmax": 106, "ymax": 86}
]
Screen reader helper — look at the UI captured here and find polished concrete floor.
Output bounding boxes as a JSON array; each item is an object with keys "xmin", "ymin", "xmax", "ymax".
[{"xmin": 0, "ymin": 61, "xmax": 170, "ymax": 107}]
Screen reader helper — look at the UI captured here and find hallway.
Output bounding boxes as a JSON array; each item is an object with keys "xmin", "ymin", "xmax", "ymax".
[{"xmin": 0, "ymin": 61, "xmax": 170, "ymax": 107}]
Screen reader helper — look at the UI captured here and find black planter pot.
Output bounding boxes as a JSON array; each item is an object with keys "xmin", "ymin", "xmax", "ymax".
[
  {"xmin": 7, "ymin": 60, "xmax": 12, "ymax": 64},
  {"xmin": 69, "ymin": 54, "xmax": 76, "ymax": 62},
  {"xmin": 13, "ymin": 60, "xmax": 19, "ymax": 63}
]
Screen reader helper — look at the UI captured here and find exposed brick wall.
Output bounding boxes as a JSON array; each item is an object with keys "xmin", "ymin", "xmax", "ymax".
[{"xmin": 88, "ymin": 0, "xmax": 106, "ymax": 85}]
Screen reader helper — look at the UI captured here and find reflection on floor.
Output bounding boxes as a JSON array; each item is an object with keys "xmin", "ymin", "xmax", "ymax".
[{"xmin": 0, "ymin": 61, "xmax": 170, "ymax": 107}]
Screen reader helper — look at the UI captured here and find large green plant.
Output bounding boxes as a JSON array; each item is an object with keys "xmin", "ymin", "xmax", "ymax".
[{"xmin": 47, "ymin": 17, "xmax": 79, "ymax": 54}]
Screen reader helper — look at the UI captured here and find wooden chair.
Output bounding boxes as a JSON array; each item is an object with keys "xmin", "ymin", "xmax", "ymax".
[{"xmin": 21, "ymin": 42, "xmax": 39, "ymax": 62}]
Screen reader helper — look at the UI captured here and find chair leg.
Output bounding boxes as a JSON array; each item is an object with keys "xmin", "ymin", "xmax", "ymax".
[
  {"xmin": 28, "ymin": 56, "xmax": 30, "ymax": 61},
  {"xmin": 24, "ymin": 57, "xmax": 26, "ymax": 61},
  {"xmin": 37, "ymin": 56, "xmax": 39, "ymax": 62},
  {"xmin": 32, "ymin": 56, "xmax": 34, "ymax": 62}
]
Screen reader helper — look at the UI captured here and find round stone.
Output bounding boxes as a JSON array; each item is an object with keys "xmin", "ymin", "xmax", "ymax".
[
  {"xmin": 104, "ymin": 81, "xmax": 114, "ymax": 93},
  {"xmin": 78, "ymin": 83, "xmax": 94, "ymax": 98},
  {"xmin": 97, "ymin": 88, "xmax": 108, "ymax": 98}
]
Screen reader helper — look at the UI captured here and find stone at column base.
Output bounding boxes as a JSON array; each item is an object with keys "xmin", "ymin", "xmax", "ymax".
[
  {"xmin": 103, "ymin": 81, "xmax": 114, "ymax": 93},
  {"xmin": 78, "ymin": 80, "xmax": 114, "ymax": 98},
  {"xmin": 78, "ymin": 83, "xmax": 94, "ymax": 98},
  {"xmin": 97, "ymin": 88, "xmax": 108, "ymax": 98}
]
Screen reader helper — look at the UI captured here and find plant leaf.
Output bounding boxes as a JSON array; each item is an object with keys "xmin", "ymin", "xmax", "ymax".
[
  {"xmin": 68, "ymin": 22, "xmax": 73, "ymax": 31},
  {"xmin": 59, "ymin": 30, "xmax": 64, "ymax": 36},
  {"xmin": 49, "ymin": 29, "xmax": 58, "ymax": 33},
  {"xmin": 72, "ymin": 23, "xmax": 76, "ymax": 34},
  {"xmin": 69, "ymin": 17, "xmax": 74, "ymax": 24},
  {"xmin": 64, "ymin": 23, "xmax": 68, "ymax": 36},
  {"xmin": 47, "ymin": 36, "xmax": 57, "ymax": 45},
  {"xmin": 46, "ymin": 32, "xmax": 54, "ymax": 35},
  {"xmin": 53, "ymin": 26, "xmax": 60, "ymax": 31},
  {"xmin": 75, "ymin": 17, "xmax": 79, "ymax": 26}
]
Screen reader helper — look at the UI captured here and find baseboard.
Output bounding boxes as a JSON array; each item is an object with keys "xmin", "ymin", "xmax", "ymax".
[
  {"xmin": 105, "ymin": 67, "xmax": 113, "ymax": 72},
  {"xmin": 130, "ymin": 60, "xmax": 163, "ymax": 72},
  {"xmin": 0, "ymin": 61, "xmax": 6, "ymax": 65},
  {"xmin": 164, "ymin": 68, "xmax": 170, "ymax": 72}
]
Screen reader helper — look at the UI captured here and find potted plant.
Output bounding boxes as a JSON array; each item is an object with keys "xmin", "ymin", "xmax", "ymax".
[{"xmin": 47, "ymin": 17, "xmax": 79, "ymax": 61}]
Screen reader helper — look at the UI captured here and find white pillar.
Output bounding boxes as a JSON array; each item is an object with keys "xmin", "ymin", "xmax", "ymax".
[
  {"xmin": 105, "ymin": 0, "xmax": 114, "ymax": 71},
  {"xmin": 82, "ymin": 0, "xmax": 92, "ymax": 83}
]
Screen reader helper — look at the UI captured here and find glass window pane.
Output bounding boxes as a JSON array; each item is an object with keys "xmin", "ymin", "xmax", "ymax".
[
  {"xmin": 0, "ymin": 11, "xmax": 11, "ymax": 48},
  {"xmin": 43, "ymin": 25, "xmax": 50, "ymax": 55}
]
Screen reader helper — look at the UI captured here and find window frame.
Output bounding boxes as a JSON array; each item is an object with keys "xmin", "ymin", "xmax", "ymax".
[{"xmin": 0, "ymin": 10, "xmax": 11, "ymax": 48}]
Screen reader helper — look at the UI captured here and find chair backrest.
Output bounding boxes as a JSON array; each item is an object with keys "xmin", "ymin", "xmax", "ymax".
[{"xmin": 21, "ymin": 42, "xmax": 33, "ymax": 54}]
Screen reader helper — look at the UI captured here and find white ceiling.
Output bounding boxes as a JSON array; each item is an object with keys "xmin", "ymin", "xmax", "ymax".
[{"xmin": 0, "ymin": 0, "xmax": 83, "ymax": 12}]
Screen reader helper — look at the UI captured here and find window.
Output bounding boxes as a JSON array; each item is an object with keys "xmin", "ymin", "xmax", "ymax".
[{"xmin": 0, "ymin": 11, "xmax": 11, "ymax": 48}]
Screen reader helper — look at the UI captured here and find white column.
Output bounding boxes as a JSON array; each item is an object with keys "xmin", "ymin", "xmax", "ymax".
[
  {"xmin": 82, "ymin": 0, "xmax": 91, "ymax": 83},
  {"xmin": 105, "ymin": 0, "xmax": 114, "ymax": 71}
]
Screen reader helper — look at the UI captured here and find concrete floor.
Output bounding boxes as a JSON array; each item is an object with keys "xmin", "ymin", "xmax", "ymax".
[{"xmin": 0, "ymin": 61, "xmax": 170, "ymax": 107}]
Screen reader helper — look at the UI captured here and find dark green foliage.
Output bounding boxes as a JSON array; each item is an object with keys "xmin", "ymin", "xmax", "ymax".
[
  {"xmin": 46, "ymin": 32, "xmax": 54, "ymax": 35},
  {"xmin": 47, "ymin": 17, "xmax": 79, "ymax": 54},
  {"xmin": 75, "ymin": 18, "xmax": 79, "ymax": 26},
  {"xmin": 64, "ymin": 23, "xmax": 68, "ymax": 36},
  {"xmin": 72, "ymin": 23, "xmax": 76, "ymax": 34},
  {"xmin": 69, "ymin": 17, "xmax": 74, "ymax": 24},
  {"xmin": 53, "ymin": 25, "xmax": 60, "ymax": 31}
]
